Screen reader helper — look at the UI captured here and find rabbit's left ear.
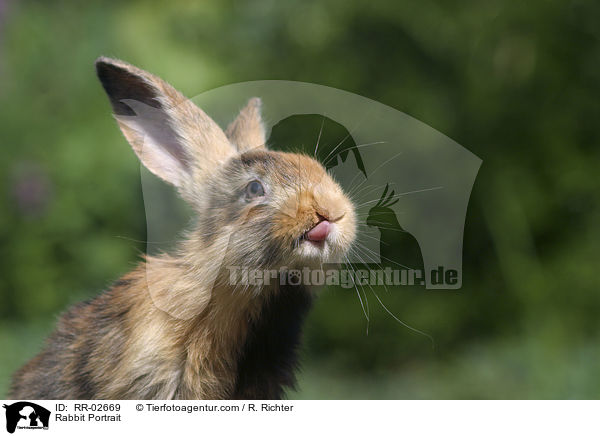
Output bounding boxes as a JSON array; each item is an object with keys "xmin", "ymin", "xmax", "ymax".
[
  {"xmin": 226, "ymin": 98, "xmax": 267, "ymax": 152},
  {"xmin": 95, "ymin": 57, "xmax": 235, "ymax": 201}
]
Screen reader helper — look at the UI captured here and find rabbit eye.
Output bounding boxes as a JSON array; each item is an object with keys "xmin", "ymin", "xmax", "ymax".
[{"xmin": 245, "ymin": 180, "xmax": 265, "ymax": 199}]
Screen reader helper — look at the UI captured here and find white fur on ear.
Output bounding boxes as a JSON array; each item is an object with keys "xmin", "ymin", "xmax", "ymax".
[
  {"xmin": 226, "ymin": 98, "xmax": 267, "ymax": 153},
  {"xmin": 96, "ymin": 57, "xmax": 235, "ymax": 198},
  {"xmin": 115, "ymin": 99, "xmax": 190, "ymax": 189}
]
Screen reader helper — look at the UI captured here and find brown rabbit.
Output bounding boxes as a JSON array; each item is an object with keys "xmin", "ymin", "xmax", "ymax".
[{"xmin": 8, "ymin": 58, "xmax": 356, "ymax": 399}]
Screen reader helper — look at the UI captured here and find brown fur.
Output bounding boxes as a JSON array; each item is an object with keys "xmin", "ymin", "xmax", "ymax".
[
  {"xmin": 9, "ymin": 58, "xmax": 356, "ymax": 399},
  {"xmin": 11, "ymin": 261, "xmax": 265, "ymax": 399}
]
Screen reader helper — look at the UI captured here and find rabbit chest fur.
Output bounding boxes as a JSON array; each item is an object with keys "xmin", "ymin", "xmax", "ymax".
[{"xmin": 10, "ymin": 265, "xmax": 313, "ymax": 399}]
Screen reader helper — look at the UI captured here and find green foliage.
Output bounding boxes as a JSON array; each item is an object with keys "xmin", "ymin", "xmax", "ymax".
[{"xmin": 1, "ymin": 0, "xmax": 599, "ymax": 398}]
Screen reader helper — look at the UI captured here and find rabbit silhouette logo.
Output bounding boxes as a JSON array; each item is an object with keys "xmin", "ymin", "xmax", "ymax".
[{"xmin": 2, "ymin": 402, "xmax": 50, "ymax": 434}]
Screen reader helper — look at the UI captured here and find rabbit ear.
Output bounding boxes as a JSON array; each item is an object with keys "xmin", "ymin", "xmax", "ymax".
[
  {"xmin": 95, "ymin": 57, "xmax": 235, "ymax": 198},
  {"xmin": 225, "ymin": 98, "xmax": 267, "ymax": 152}
]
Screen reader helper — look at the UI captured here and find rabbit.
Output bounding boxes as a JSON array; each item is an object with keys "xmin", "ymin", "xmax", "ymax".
[{"xmin": 8, "ymin": 57, "xmax": 356, "ymax": 400}]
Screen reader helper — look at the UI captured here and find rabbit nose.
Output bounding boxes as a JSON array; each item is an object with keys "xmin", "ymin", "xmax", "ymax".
[{"xmin": 306, "ymin": 220, "xmax": 331, "ymax": 241}]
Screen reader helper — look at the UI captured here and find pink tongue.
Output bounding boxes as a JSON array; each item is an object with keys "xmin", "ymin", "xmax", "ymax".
[{"xmin": 306, "ymin": 220, "xmax": 331, "ymax": 242}]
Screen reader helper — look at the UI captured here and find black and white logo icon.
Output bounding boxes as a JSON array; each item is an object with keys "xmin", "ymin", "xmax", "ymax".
[{"xmin": 3, "ymin": 402, "xmax": 50, "ymax": 434}]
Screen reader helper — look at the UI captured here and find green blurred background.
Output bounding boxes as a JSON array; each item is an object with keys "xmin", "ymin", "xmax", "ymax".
[{"xmin": 1, "ymin": 0, "xmax": 599, "ymax": 398}]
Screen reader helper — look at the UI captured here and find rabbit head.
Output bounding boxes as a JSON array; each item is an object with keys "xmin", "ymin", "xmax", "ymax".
[{"xmin": 95, "ymin": 57, "xmax": 356, "ymax": 278}]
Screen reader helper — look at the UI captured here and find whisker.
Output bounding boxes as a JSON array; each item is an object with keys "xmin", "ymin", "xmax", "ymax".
[
  {"xmin": 348, "ymin": 182, "xmax": 394, "ymax": 205},
  {"xmin": 345, "ymin": 245, "xmax": 435, "ymax": 347},
  {"xmin": 344, "ymin": 256, "xmax": 370, "ymax": 325},
  {"xmin": 344, "ymin": 151, "xmax": 403, "ymax": 201},
  {"xmin": 345, "ymin": 256, "xmax": 370, "ymax": 321},
  {"xmin": 352, "ymin": 241, "xmax": 414, "ymax": 270},
  {"xmin": 353, "ymin": 186, "xmax": 444, "ymax": 208},
  {"xmin": 321, "ymin": 132, "xmax": 351, "ymax": 165},
  {"xmin": 323, "ymin": 141, "xmax": 388, "ymax": 167},
  {"xmin": 314, "ymin": 116, "xmax": 325, "ymax": 157},
  {"xmin": 319, "ymin": 109, "xmax": 374, "ymax": 165}
]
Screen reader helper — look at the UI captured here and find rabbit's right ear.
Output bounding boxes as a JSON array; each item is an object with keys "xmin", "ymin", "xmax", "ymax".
[
  {"xmin": 95, "ymin": 57, "xmax": 235, "ymax": 200},
  {"xmin": 225, "ymin": 98, "xmax": 267, "ymax": 152}
]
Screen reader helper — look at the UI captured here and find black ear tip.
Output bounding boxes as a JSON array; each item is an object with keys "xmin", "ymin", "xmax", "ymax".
[
  {"xmin": 95, "ymin": 57, "xmax": 124, "ymax": 83},
  {"xmin": 94, "ymin": 57, "xmax": 161, "ymax": 116},
  {"xmin": 95, "ymin": 57, "xmax": 139, "ymax": 81},
  {"xmin": 95, "ymin": 56, "xmax": 111, "ymax": 67},
  {"xmin": 95, "ymin": 56, "xmax": 124, "ymax": 67},
  {"xmin": 95, "ymin": 56, "xmax": 112, "ymax": 71}
]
